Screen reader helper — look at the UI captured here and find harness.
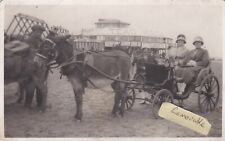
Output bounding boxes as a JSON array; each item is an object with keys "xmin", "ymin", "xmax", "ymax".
[
  {"xmin": 35, "ymin": 53, "xmax": 48, "ymax": 60},
  {"xmin": 58, "ymin": 51, "xmax": 141, "ymax": 88},
  {"xmin": 33, "ymin": 47, "xmax": 56, "ymax": 76}
]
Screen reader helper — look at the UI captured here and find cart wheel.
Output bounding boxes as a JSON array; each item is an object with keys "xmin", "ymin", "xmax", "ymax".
[
  {"xmin": 198, "ymin": 74, "xmax": 220, "ymax": 113},
  {"xmin": 134, "ymin": 73, "xmax": 145, "ymax": 92},
  {"xmin": 125, "ymin": 88, "xmax": 136, "ymax": 110},
  {"xmin": 152, "ymin": 89, "xmax": 174, "ymax": 119}
]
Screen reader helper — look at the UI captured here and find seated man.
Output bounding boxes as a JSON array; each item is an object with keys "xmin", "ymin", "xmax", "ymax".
[{"xmin": 176, "ymin": 36, "xmax": 210, "ymax": 94}]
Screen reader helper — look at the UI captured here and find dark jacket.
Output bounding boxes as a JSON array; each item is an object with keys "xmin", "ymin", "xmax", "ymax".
[
  {"xmin": 183, "ymin": 48, "xmax": 209, "ymax": 67},
  {"xmin": 24, "ymin": 32, "xmax": 43, "ymax": 50}
]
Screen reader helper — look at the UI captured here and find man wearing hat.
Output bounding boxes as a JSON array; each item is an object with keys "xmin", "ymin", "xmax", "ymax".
[
  {"xmin": 176, "ymin": 36, "xmax": 210, "ymax": 95},
  {"xmin": 23, "ymin": 25, "xmax": 46, "ymax": 108},
  {"xmin": 46, "ymin": 28, "xmax": 71, "ymax": 44},
  {"xmin": 46, "ymin": 28, "xmax": 58, "ymax": 41},
  {"xmin": 25, "ymin": 24, "xmax": 45, "ymax": 51}
]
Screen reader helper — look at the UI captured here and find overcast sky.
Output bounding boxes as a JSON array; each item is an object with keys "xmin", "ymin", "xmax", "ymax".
[{"xmin": 4, "ymin": 5, "xmax": 223, "ymax": 58}]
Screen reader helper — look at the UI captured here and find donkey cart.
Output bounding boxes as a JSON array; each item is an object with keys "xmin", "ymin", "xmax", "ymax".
[
  {"xmin": 66, "ymin": 49, "xmax": 220, "ymax": 119},
  {"xmin": 124, "ymin": 61, "xmax": 220, "ymax": 118}
]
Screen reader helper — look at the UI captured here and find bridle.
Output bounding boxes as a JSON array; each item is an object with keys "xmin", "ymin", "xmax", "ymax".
[
  {"xmin": 35, "ymin": 53, "xmax": 48, "ymax": 60},
  {"xmin": 34, "ymin": 38, "xmax": 59, "ymax": 73}
]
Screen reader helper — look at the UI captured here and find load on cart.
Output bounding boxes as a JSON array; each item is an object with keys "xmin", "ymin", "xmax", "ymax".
[{"xmin": 4, "ymin": 13, "xmax": 57, "ymax": 111}]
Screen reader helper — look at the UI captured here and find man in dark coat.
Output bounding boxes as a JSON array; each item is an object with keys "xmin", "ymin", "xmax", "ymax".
[
  {"xmin": 25, "ymin": 25, "xmax": 45, "ymax": 46},
  {"xmin": 23, "ymin": 25, "xmax": 48, "ymax": 109}
]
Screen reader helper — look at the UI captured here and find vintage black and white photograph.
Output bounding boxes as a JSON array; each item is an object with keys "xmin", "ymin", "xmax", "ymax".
[{"xmin": 3, "ymin": 1, "xmax": 223, "ymax": 138}]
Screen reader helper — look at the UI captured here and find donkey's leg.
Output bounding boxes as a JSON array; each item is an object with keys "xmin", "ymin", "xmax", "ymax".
[
  {"xmin": 112, "ymin": 92, "xmax": 120, "ymax": 117},
  {"xmin": 24, "ymin": 81, "xmax": 35, "ymax": 108},
  {"xmin": 73, "ymin": 89, "xmax": 83, "ymax": 121},
  {"xmin": 38, "ymin": 70, "xmax": 50, "ymax": 108},
  {"xmin": 36, "ymin": 88, "xmax": 43, "ymax": 107},
  {"xmin": 38, "ymin": 83, "xmax": 47, "ymax": 112},
  {"xmin": 17, "ymin": 81, "xmax": 25, "ymax": 103},
  {"xmin": 119, "ymin": 91, "xmax": 126, "ymax": 117},
  {"xmin": 118, "ymin": 59, "xmax": 131, "ymax": 117},
  {"xmin": 111, "ymin": 81, "xmax": 121, "ymax": 117},
  {"xmin": 32, "ymin": 76, "xmax": 48, "ymax": 112},
  {"xmin": 112, "ymin": 81, "xmax": 128, "ymax": 117},
  {"xmin": 118, "ymin": 83, "xmax": 127, "ymax": 117},
  {"xmin": 68, "ymin": 76, "xmax": 84, "ymax": 121}
]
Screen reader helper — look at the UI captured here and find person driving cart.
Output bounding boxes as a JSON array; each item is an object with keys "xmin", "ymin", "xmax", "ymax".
[{"xmin": 175, "ymin": 36, "xmax": 210, "ymax": 95}]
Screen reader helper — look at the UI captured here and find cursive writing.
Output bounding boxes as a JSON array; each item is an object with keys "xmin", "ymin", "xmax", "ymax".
[{"xmin": 171, "ymin": 106, "xmax": 205, "ymax": 128}]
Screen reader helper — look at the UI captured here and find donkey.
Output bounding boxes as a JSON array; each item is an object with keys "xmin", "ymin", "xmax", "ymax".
[
  {"xmin": 4, "ymin": 39, "xmax": 56, "ymax": 111},
  {"xmin": 52, "ymin": 38, "xmax": 131, "ymax": 121}
]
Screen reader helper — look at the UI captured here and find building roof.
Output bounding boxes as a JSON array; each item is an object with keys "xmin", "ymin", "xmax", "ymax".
[
  {"xmin": 74, "ymin": 19, "xmax": 173, "ymax": 45},
  {"xmin": 80, "ymin": 27, "xmax": 171, "ymax": 39},
  {"xmin": 95, "ymin": 19, "xmax": 130, "ymax": 26},
  {"xmin": 81, "ymin": 27, "xmax": 135, "ymax": 36}
]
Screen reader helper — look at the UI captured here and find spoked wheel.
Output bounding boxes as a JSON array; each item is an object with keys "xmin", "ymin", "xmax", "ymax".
[
  {"xmin": 198, "ymin": 74, "xmax": 220, "ymax": 113},
  {"xmin": 125, "ymin": 88, "xmax": 136, "ymax": 110},
  {"xmin": 152, "ymin": 89, "xmax": 174, "ymax": 119}
]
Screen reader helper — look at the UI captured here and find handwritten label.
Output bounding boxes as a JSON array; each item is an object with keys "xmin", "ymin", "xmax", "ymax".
[{"xmin": 158, "ymin": 102, "xmax": 211, "ymax": 136}]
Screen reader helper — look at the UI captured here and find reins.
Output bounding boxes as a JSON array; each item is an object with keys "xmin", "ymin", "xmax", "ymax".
[
  {"xmin": 35, "ymin": 52, "xmax": 55, "ymax": 74},
  {"xmin": 74, "ymin": 65, "xmax": 115, "ymax": 93},
  {"xmin": 63, "ymin": 60, "xmax": 142, "ymax": 85},
  {"xmin": 51, "ymin": 49, "xmax": 177, "ymax": 93}
]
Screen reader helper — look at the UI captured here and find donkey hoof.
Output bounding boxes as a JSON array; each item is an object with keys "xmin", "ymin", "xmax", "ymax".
[
  {"xmin": 37, "ymin": 107, "xmax": 46, "ymax": 113},
  {"xmin": 74, "ymin": 119, "xmax": 82, "ymax": 122},
  {"xmin": 38, "ymin": 109, "xmax": 45, "ymax": 113},
  {"xmin": 17, "ymin": 99, "xmax": 22, "ymax": 104},
  {"xmin": 46, "ymin": 104, "xmax": 52, "ymax": 109},
  {"xmin": 74, "ymin": 114, "xmax": 82, "ymax": 121},
  {"xmin": 24, "ymin": 105, "xmax": 32, "ymax": 110},
  {"xmin": 111, "ymin": 113, "xmax": 118, "ymax": 118},
  {"xmin": 74, "ymin": 117, "xmax": 82, "ymax": 122},
  {"xmin": 24, "ymin": 103, "xmax": 31, "ymax": 108},
  {"xmin": 119, "ymin": 112, "xmax": 124, "ymax": 117}
]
